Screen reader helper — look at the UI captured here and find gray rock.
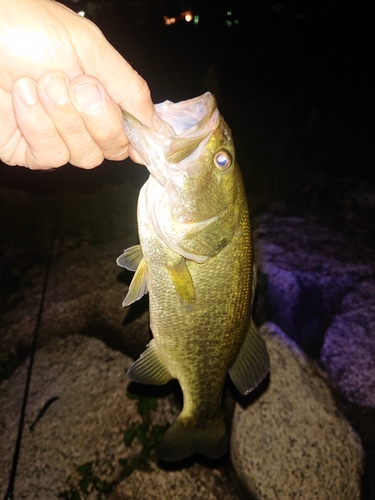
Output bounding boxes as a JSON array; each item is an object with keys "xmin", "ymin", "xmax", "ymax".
[
  {"xmin": 0, "ymin": 335, "xmax": 239, "ymax": 500},
  {"xmin": 253, "ymin": 214, "xmax": 375, "ymax": 407},
  {"xmin": 0, "ymin": 181, "xmax": 150, "ymax": 362},
  {"xmin": 231, "ymin": 322, "xmax": 364, "ymax": 500},
  {"xmin": 321, "ymin": 280, "xmax": 375, "ymax": 408},
  {"xmin": 110, "ymin": 467, "xmax": 238, "ymax": 500},
  {"xmin": 0, "ymin": 336, "xmax": 134, "ymax": 499}
]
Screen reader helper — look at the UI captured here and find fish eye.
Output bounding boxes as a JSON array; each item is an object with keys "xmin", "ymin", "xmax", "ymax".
[{"xmin": 214, "ymin": 150, "xmax": 232, "ymax": 170}]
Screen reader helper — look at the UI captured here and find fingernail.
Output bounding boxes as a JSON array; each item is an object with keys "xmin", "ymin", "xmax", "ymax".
[
  {"xmin": 16, "ymin": 78, "xmax": 38, "ymax": 106},
  {"xmin": 44, "ymin": 76, "xmax": 69, "ymax": 105},
  {"xmin": 73, "ymin": 83, "xmax": 103, "ymax": 112}
]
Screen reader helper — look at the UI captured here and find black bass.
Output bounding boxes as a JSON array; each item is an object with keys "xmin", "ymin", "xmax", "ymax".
[{"xmin": 117, "ymin": 92, "xmax": 269, "ymax": 461}]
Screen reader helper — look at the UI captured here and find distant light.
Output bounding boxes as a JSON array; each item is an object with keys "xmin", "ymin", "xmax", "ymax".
[
  {"xmin": 194, "ymin": 15, "xmax": 199, "ymax": 24},
  {"xmin": 227, "ymin": 11, "xmax": 232, "ymax": 16},
  {"xmin": 78, "ymin": 10, "xmax": 85, "ymax": 17},
  {"xmin": 163, "ymin": 16, "xmax": 176, "ymax": 25},
  {"xmin": 234, "ymin": 19, "xmax": 239, "ymax": 24},
  {"xmin": 182, "ymin": 10, "xmax": 193, "ymax": 22},
  {"xmin": 226, "ymin": 19, "xmax": 232, "ymax": 27}
]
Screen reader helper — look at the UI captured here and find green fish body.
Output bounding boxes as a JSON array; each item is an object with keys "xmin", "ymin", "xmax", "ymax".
[{"xmin": 118, "ymin": 92, "xmax": 269, "ymax": 461}]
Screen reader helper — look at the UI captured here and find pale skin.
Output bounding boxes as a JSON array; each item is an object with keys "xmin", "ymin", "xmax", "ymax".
[{"xmin": 0, "ymin": 0, "xmax": 161, "ymax": 169}]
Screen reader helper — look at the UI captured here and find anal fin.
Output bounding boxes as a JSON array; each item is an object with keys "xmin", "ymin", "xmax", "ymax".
[
  {"xmin": 127, "ymin": 339, "xmax": 173, "ymax": 385},
  {"xmin": 229, "ymin": 319, "xmax": 270, "ymax": 394}
]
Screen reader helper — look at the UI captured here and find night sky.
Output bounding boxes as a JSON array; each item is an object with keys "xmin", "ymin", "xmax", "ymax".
[{"xmin": 0, "ymin": 0, "xmax": 373, "ymax": 187}]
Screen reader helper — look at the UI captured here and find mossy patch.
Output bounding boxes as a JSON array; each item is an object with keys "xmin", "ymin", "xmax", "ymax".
[{"xmin": 59, "ymin": 391, "xmax": 169, "ymax": 499}]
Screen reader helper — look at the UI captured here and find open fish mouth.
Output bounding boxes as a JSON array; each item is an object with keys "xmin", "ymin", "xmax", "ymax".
[
  {"xmin": 122, "ymin": 92, "xmax": 220, "ymax": 174},
  {"xmin": 155, "ymin": 91, "xmax": 218, "ymax": 137}
]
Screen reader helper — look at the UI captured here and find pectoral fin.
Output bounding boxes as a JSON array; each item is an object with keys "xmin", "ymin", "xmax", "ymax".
[
  {"xmin": 122, "ymin": 257, "xmax": 148, "ymax": 307},
  {"xmin": 229, "ymin": 320, "xmax": 270, "ymax": 394},
  {"xmin": 127, "ymin": 339, "xmax": 173, "ymax": 385},
  {"xmin": 117, "ymin": 245, "xmax": 143, "ymax": 271},
  {"xmin": 166, "ymin": 258, "xmax": 195, "ymax": 305}
]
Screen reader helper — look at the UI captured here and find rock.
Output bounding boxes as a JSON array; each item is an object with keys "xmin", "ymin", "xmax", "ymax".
[
  {"xmin": 231, "ymin": 322, "xmax": 364, "ymax": 500},
  {"xmin": 0, "ymin": 335, "xmax": 239, "ymax": 500},
  {"xmin": 321, "ymin": 280, "xmax": 375, "ymax": 408},
  {"xmin": 0, "ymin": 336, "xmax": 134, "ymax": 499},
  {"xmin": 110, "ymin": 467, "xmax": 238, "ymax": 500},
  {"xmin": 0, "ymin": 179, "xmax": 150, "ymax": 364},
  {"xmin": 253, "ymin": 214, "xmax": 375, "ymax": 407}
]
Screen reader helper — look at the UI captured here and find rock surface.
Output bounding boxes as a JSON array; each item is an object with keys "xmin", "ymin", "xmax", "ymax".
[
  {"xmin": 321, "ymin": 281, "xmax": 375, "ymax": 408},
  {"xmin": 110, "ymin": 467, "xmax": 239, "ymax": 500},
  {"xmin": 231, "ymin": 322, "xmax": 364, "ymax": 500},
  {"xmin": 253, "ymin": 213, "xmax": 375, "ymax": 408},
  {"xmin": 1, "ymin": 329, "xmax": 364, "ymax": 500},
  {"xmin": 0, "ymin": 336, "xmax": 134, "ymax": 499},
  {"xmin": 0, "ymin": 179, "xmax": 150, "ymax": 364},
  {"xmin": 0, "ymin": 335, "xmax": 239, "ymax": 500}
]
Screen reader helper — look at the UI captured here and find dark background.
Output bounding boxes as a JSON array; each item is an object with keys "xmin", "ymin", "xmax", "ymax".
[{"xmin": 0, "ymin": 0, "xmax": 373, "ymax": 209}]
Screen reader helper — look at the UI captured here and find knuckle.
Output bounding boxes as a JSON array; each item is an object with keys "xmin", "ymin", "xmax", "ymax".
[
  {"xmin": 28, "ymin": 144, "xmax": 70, "ymax": 170},
  {"xmin": 0, "ymin": 131, "xmax": 22, "ymax": 165},
  {"xmin": 69, "ymin": 148, "xmax": 104, "ymax": 169},
  {"xmin": 94, "ymin": 119, "xmax": 128, "ymax": 153},
  {"xmin": 105, "ymin": 149, "xmax": 129, "ymax": 162}
]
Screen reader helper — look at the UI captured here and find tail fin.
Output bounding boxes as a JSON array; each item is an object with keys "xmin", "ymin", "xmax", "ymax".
[{"xmin": 157, "ymin": 413, "xmax": 228, "ymax": 461}]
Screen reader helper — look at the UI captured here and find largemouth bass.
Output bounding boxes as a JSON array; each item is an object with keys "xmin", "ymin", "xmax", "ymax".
[{"xmin": 117, "ymin": 92, "xmax": 269, "ymax": 461}]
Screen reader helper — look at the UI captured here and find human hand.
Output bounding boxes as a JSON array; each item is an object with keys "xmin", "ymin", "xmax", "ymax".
[{"xmin": 0, "ymin": 0, "xmax": 160, "ymax": 169}]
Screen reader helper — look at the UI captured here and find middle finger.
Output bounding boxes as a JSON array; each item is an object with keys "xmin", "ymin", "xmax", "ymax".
[{"xmin": 37, "ymin": 70, "xmax": 104, "ymax": 168}]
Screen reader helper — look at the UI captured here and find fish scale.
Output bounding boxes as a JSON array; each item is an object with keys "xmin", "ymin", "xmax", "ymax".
[{"xmin": 117, "ymin": 92, "xmax": 270, "ymax": 461}]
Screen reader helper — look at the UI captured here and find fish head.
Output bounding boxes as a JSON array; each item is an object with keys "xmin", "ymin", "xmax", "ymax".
[{"xmin": 122, "ymin": 92, "xmax": 240, "ymax": 225}]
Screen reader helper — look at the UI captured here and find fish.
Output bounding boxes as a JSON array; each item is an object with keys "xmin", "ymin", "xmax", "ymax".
[{"xmin": 117, "ymin": 92, "xmax": 270, "ymax": 461}]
